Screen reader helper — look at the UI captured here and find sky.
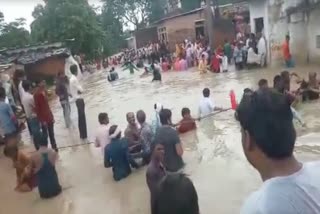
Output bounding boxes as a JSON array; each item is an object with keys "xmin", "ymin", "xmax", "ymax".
[{"xmin": 0, "ymin": 0, "xmax": 103, "ymax": 30}]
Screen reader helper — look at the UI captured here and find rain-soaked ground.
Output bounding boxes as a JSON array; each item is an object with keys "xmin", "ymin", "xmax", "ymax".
[{"xmin": 1, "ymin": 65, "xmax": 320, "ymax": 214}]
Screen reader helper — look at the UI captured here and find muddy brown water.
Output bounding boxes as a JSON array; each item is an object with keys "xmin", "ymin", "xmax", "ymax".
[{"xmin": 1, "ymin": 65, "xmax": 320, "ymax": 214}]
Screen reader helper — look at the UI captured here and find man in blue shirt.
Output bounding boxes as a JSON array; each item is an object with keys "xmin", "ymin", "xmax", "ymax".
[{"xmin": 0, "ymin": 87, "xmax": 17, "ymax": 139}]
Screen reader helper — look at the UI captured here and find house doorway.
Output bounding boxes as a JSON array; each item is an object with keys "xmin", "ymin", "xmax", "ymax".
[
  {"xmin": 195, "ymin": 20, "xmax": 205, "ymax": 40},
  {"xmin": 254, "ymin": 17, "xmax": 264, "ymax": 34}
]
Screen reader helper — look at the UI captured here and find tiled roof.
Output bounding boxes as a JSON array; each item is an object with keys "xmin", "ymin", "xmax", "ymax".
[{"xmin": 0, "ymin": 42, "xmax": 71, "ymax": 65}]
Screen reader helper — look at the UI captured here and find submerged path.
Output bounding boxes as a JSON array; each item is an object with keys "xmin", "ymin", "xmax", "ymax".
[{"xmin": 1, "ymin": 66, "xmax": 320, "ymax": 214}]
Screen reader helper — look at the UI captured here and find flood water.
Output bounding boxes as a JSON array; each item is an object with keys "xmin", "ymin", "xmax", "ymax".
[{"xmin": 1, "ymin": 65, "xmax": 320, "ymax": 214}]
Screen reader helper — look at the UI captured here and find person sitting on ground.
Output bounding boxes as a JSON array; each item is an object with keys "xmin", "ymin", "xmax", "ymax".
[
  {"xmin": 177, "ymin": 108, "xmax": 197, "ymax": 134},
  {"xmin": 107, "ymin": 67, "xmax": 119, "ymax": 82},
  {"xmin": 153, "ymin": 173, "xmax": 200, "ymax": 214},
  {"xmin": 137, "ymin": 110, "xmax": 154, "ymax": 163},
  {"xmin": 31, "ymin": 133, "xmax": 61, "ymax": 199},
  {"xmin": 198, "ymin": 88, "xmax": 225, "ymax": 118},
  {"xmin": 94, "ymin": 113, "xmax": 111, "ymax": 153},
  {"xmin": 104, "ymin": 125, "xmax": 132, "ymax": 181},
  {"xmin": 4, "ymin": 136, "xmax": 37, "ymax": 192},
  {"xmin": 146, "ymin": 143, "xmax": 166, "ymax": 214},
  {"xmin": 237, "ymin": 88, "xmax": 320, "ymax": 214},
  {"xmin": 258, "ymin": 79, "xmax": 269, "ymax": 89},
  {"xmin": 154, "ymin": 109, "xmax": 184, "ymax": 173},
  {"xmin": 151, "ymin": 64, "xmax": 162, "ymax": 82}
]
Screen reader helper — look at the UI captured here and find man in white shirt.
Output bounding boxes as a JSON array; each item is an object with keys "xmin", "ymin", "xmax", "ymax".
[
  {"xmin": 198, "ymin": 88, "xmax": 224, "ymax": 118},
  {"xmin": 257, "ymin": 32, "xmax": 267, "ymax": 67},
  {"xmin": 70, "ymin": 65, "xmax": 87, "ymax": 140},
  {"xmin": 95, "ymin": 113, "xmax": 110, "ymax": 154},
  {"xmin": 21, "ymin": 80, "xmax": 41, "ymax": 149},
  {"xmin": 236, "ymin": 88, "xmax": 320, "ymax": 214}
]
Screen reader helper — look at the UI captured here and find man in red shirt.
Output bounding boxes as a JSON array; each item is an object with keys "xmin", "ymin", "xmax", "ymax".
[
  {"xmin": 282, "ymin": 35, "xmax": 294, "ymax": 68},
  {"xmin": 34, "ymin": 80, "xmax": 57, "ymax": 152}
]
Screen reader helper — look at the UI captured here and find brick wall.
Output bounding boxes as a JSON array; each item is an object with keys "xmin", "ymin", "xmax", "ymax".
[
  {"xmin": 158, "ymin": 11, "xmax": 206, "ymax": 51},
  {"xmin": 135, "ymin": 27, "xmax": 158, "ymax": 49},
  {"xmin": 158, "ymin": 10, "xmax": 235, "ymax": 51}
]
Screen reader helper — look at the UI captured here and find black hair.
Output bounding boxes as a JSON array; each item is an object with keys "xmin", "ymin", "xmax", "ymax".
[
  {"xmin": 236, "ymin": 88, "xmax": 296, "ymax": 159},
  {"xmin": 154, "ymin": 174, "xmax": 199, "ymax": 214},
  {"xmin": 151, "ymin": 64, "xmax": 155, "ymax": 69},
  {"xmin": 98, "ymin": 113, "xmax": 108, "ymax": 124},
  {"xmin": 159, "ymin": 109, "xmax": 172, "ymax": 125},
  {"xmin": 202, "ymin": 88, "xmax": 210, "ymax": 97},
  {"xmin": 273, "ymin": 75, "xmax": 281, "ymax": 87},
  {"xmin": 286, "ymin": 35, "xmax": 290, "ymax": 40},
  {"xmin": 258, "ymin": 79, "xmax": 268, "ymax": 88},
  {"xmin": 0, "ymin": 87, "xmax": 6, "ymax": 99},
  {"xmin": 70, "ymin": 64, "xmax": 78, "ymax": 75},
  {"xmin": 243, "ymin": 88, "xmax": 253, "ymax": 94},
  {"xmin": 109, "ymin": 125, "xmax": 121, "ymax": 139},
  {"xmin": 22, "ymin": 80, "xmax": 32, "ymax": 92},
  {"xmin": 136, "ymin": 110, "xmax": 146, "ymax": 124},
  {"xmin": 181, "ymin": 107, "xmax": 190, "ymax": 117}
]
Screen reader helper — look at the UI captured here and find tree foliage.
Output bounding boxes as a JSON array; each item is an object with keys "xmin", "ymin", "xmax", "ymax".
[
  {"xmin": 30, "ymin": 0, "xmax": 105, "ymax": 59},
  {"xmin": 180, "ymin": 0, "xmax": 202, "ymax": 12},
  {"xmin": 0, "ymin": 13, "xmax": 30, "ymax": 49},
  {"xmin": 99, "ymin": 4, "xmax": 126, "ymax": 56}
]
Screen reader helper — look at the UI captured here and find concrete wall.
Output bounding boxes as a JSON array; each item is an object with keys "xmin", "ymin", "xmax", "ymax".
[
  {"xmin": 249, "ymin": 0, "xmax": 270, "ymax": 63},
  {"xmin": 249, "ymin": 0, "xmax": 320, "ymax": 66},
  {"xmin": 308, "ymin": 7, "xmax": 320, "ymax": 64}
]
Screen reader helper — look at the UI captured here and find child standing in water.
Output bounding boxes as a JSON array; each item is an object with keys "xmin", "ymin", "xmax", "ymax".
[
  {"xmin": 31, "ymin": 134, "xmax": 62, "ymax": 199},
  {"xmin": 198, "ymin": 54, "xmax": 207, "ymax": 74}
]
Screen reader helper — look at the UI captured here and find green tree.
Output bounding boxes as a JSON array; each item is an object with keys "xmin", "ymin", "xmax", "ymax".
[
  {"xmin": 146, "ymin": 0, "xmax": 165, "ymax": 23},
  {"xmin": 101, "ymin": 0, "xmax": 149, "ymax": 30},
  {"xmin": 0, "ymin": 15, "xmax": 30, "ymax": 49},
  {"xmin": 31, "ymin": 0, "xmax": 105, "ymax": 59},
  {"xmin": 180, "ymin": 0, "xmax": 202, "ymax": 12},
  {"xmin": 99, "ymin": 5, "xmax": 126, "ymax": 56}
]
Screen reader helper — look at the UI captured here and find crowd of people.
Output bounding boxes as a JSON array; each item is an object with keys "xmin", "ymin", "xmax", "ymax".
[{"xmin": 0, "ymin": 37, "xmax": 319, "ymax": 213}]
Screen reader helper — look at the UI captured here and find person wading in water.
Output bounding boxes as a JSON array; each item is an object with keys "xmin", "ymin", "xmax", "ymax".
[
  {"xmin": 69, "ymin": 65, "xmax": 87, "ymax": 140},
  {"xmin": 31, "ymin": 134, "xmax": 61, "ymax": 199}
]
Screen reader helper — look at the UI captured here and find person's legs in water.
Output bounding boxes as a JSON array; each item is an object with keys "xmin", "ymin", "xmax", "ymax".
[
  {"xmin": 47, "ymin": 122, "xmax": 57, "ymax": 152},
  {"xmin": 76, "ymin": 98, "xmax": 88, "ymax": 139},
  {"xmin": 28, "ymin": 117, "xmax": 41, "ymax": 150},
  {"xmin": 61, "ymin": 101, "xmax": 71, "ymax": 128}
]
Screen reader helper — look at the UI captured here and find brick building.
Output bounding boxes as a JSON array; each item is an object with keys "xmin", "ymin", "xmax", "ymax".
[{"xmin": 155, "ymin": 7, "xmax": 235, "ymax": 51}]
